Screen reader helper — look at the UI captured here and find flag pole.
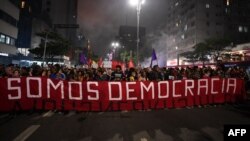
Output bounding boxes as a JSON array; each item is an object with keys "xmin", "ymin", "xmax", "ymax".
[{"xmin": 150, "ymin": 48, "xmax": 158, "ymax": 67}]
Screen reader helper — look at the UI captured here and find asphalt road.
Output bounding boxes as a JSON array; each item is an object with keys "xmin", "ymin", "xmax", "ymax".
[{"xmin": 0, "ymin": 102, "xmax": 250, "ymax": 141}]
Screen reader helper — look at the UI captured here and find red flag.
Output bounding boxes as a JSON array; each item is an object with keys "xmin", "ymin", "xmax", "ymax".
[
  {"xmin": 98, "ymin": 57, "xmax": 103, "ymax": 67},
  {"xmin": 88, "ymin": 59, "xmax": 92, "ymax": 67},
  {"xmin": 128, "ymin": 59, "xmax": 134, "ymax": 68},
  {"xmin": 112, "ymin": 60, "xmax": 118, "ymax": 69}
]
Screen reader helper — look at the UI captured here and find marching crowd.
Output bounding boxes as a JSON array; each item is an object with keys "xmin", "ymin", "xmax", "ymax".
[{"xmin": 0, "ymin": 63, "xmax": 249, "ymax": 82}]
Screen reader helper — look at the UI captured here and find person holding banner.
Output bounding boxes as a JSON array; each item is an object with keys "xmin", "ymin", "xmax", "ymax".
[
  {"xmin": 138, "ymin": 69, "xmax": 147, "ymax": 81},
  {"xmin": 94, "ymin": 68, "xmax": 106, "ymax": 81},
  {"xmin": 111, "ymin": 65, "xmax": 125, "ymax": 81},
  {"xmin": 127, "ymin": 67, "xmax": 137, "ymax": 81},
  {"xmin": 148, "ymin": 65, "xmax": 162, "ymax": 81},
  {"xmin": 2, "ymin": 65, "xmax": 13, "ymax": 78}
]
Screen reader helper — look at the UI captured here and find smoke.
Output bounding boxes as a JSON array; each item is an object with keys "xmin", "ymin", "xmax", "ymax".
[
  {"xmin": 77, "ymin": 0, "xmax": 133, "ymax": 56},
  {"xmin": 141, "ymin": 27, "xmax": 176, "ymax": 68},
  {"xmin": 77, "ymin": 0, "xmax": 170, "ymax": 59}
]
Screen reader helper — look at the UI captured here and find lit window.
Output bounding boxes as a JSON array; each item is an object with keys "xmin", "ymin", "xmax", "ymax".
[
  {"xmin": 21, "ymin": 1, "xmax": 25, "ymax": 8},
  {"xmin": 227, "ymin": 0, "xmax": 230, "ymax": 6},
  {"xmin": 244, "ymin": 27, "xmax": 248, "ymax": 32},
  {"xmin": 10, "ymin": 38, "xmax": 15, "ymax": 45},
  {"xmin": 206, "ymin": 4, "xmax": 210, "ymax": 8},
  {"xmin": 176, "ymin": 23, "xmax": 179, "ymax": 27},
  {"xmin": 239, "ymin": 26, "xmax": 243, "ymax": 32},
  {"xmin": 6, "ymin": 36, "xmax": 10, "ymax": 44},
  {"xmin": 0, "ymin": 34, "xmax": 5, "ymax": 43},
  {"xmin": 184, "ymin": 25, "xmax": 188, "ymax": 31},
  {"xmin": 181, "ymin": 34, "xmax": 185, "ymax": 39},
  {"xmin": 175, "ymin": 2, "xmax": 179, "ymax": 7}
]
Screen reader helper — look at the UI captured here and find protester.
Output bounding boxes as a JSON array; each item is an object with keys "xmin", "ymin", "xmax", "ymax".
[
  {"xmin": 148, "ymin": 65, "xmax": 162, "ymax": 81},
  {"xmin": 12, "ymin": 69, "xmax": 20, "ymax": 77},
  {"xmin": 111, "ymin": 65, "xmax": 125, "ymax": 81},
  {"xmin": 0, "ymin": 63, "xmax": 249, "ymax": 85},
  {"xmin": 3, "ymin": 65, "xmax": 14, "ymax": 78},
  {"xmin": 138, "ymin": 69, "xmax": 147, "ymax": 81}
]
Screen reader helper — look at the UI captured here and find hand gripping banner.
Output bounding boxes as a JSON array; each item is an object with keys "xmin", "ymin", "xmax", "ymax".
[{"xmin": 0, "ymin": 77, "xmax": 246, "ymax": 112}]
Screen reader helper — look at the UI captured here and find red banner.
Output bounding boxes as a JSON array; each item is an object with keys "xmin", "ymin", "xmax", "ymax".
[{"xmin": 0, "ymin": 77, "xmax": 246, "ymax": 112}]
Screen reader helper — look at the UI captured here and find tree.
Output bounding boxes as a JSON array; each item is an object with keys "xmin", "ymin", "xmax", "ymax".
[
  {"xmin": 180, "ymin": 43, "xmax": 209, "ymax": 66},
  {"xmin": 205, "ymin": 38, "xmax": 232, "ymax": 62},
  {"xmin": 120, "ymin": 50, "xmax": 137, "ymax": 66},
  {"xmin": 180, "ymin": 51, "xmax": 199, "ymax": 66},
  {"xmin": 180, "ymin": 37, "xmax": 233, "ymax": 66},
  {"xmin": 29, "ymin": 31, "xmax": 71, "ymax": 64},
  {"xmin": 194, "ymin": 42, "xmax": 210, "ymax": 66}
]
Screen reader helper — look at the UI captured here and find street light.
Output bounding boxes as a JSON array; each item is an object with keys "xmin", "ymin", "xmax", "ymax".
[
  {"xmin": 111, "ymin": 41, "xmax": 120, "ymax": 59},
  {"xmin": 111, "ymin": 42, "xmax": 119, "ymax": 49},
  {"xmin": 129, "ymin": 0, "xmax": 145, "ymax": 67},
  {"xmin": 42, "ymin": 31, "xmax": 49, "ymax": 65},
  {"xmin": 175, "ymin": 46, "xmax": 179, "ymax": 66}
]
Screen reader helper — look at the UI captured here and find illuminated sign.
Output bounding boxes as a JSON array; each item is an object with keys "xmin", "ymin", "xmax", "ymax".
[{"xmin": 0, "ymin": 53, "xmax": 9, "ymax": 56}]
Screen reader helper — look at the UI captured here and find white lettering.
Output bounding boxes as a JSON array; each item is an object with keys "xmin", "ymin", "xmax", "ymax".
[
  {"xmin": 126, "ymin": 82, "xmax": 137, "ymax": 100},
  {"xmin": 140, "ymin": 82, "xmax": 155, "ymax": 99},
  {"xmin": 7, "ymin": 78, "xmax": 21, "ymax": 100},
  {"xmin": 241, "ymin": 129, "xmax": 247, "ymax": 136},
  {"xmin": 185, "ymin": 80, "xmax": 194, "ymax": 96},
  {"xmin": 158, "ymin": 81, "xmax": 169, "ymax": 99},
  {"xmin": 211, "ymin": 78, "xmax": 219, "ymax": 94},
  {"xmin": 228, "ymin": 129, "xmax": 235, "ymax": 136},
  {"xmin": 227, "ymin": 78, "xmax": 237, "ymax": 94},
  {"xmin": 108, "ymin": 82, "xmax": 122, "ymax": 101},
  {"xmin": 222, "ymin": 79, "xmax": 225, "ymax": 93},
  {"xmin": 27, "ymin": 77, "xmax": 42, "ymax": 98},
  {"xmin": 235, "ymin": 129, "xmax": 241, "ymax": 136},
  {"xmin": 47, "ymin": 79, "xmax": 64, "ymax": 99},
  {"xmin": 228, "ymin": 129, "xmax": 246, "ymax": 137},
  {"xmin": 173, "ymin": 80, "xmax": 182, "ymax": 98},
  {"xmin": 87, "ymin": 82, "xmax": 99, "ymax": 100},
  {"xmin": 198, "ymin": 79, "xmax": 208, "ymax": 95},
  {"xmin": 227, "ymin": 129, "xmax": 247, "ymax": 137},
  {"xmin": 68, "ymin": 82, "xmax": 82, "ymax": 100}
]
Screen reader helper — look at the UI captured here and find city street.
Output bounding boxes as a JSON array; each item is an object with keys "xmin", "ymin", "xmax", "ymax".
[{"xmin": 0, "ymin": 101, "xmax": 250, "ymax": 141}]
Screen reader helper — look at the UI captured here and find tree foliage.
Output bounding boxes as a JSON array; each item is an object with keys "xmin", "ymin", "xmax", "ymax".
[
  {"xmin": 180, "ymin": 38, "xmax": 233, "ymax": 65},
  {"xmin": 205, "ymin": 38, "xmax": 232, "ymax": 61},
  {"xmin": 194, "ymin": 42, "xmax": 210, "ymax": 65},
  {"xmin": 180, "ymin": 51, "xmax": 198, "ymax": 65},
  {"xmin": 29, "ymin": 31, "xmax": 71, "ymax": 63}
]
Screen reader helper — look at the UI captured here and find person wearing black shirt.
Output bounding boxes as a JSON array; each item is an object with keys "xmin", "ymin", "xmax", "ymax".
[{"xmin": 111, "ymin": 65, "xmax": 125, "ymax": 81}]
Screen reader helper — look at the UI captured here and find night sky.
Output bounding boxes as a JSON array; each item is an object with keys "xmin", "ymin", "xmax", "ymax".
[{"xmin": 77, "ymin": 0, "xmax": 169, "ymax": 59}]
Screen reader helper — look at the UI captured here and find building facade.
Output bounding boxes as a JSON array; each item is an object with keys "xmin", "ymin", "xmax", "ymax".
[
  {"xmin": 165, "ymin": 0, "xmax": 250, "ymax": 66},
  {"xmin": 17, "ymin": 0, "xmax": 32, "ymax": 49},
  {"xmin": 42, "ymin": 0, "xmax": 78, "ymax": 44},
  {"xmin": 0, "ymin": 0, "xmax": 19, "ymax": 64},
  {"xmin": 118, "ymin": 25, "xmax": 146, "ymax": 62}
]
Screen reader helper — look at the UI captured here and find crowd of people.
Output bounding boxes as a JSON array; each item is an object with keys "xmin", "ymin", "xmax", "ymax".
[{"xmin": 0, "ymin": 63, "xmax": 249, "ymax": 83}]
